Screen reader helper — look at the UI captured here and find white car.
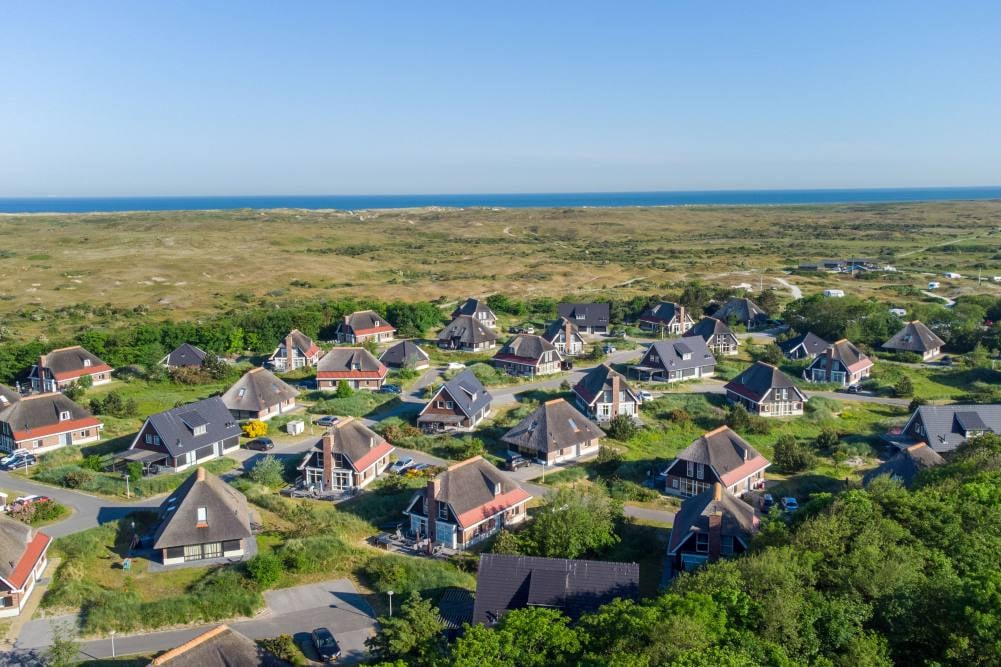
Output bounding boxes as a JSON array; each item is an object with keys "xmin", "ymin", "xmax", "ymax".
[
  {"xmin": 638, "ymin": 390, "xmax": 654, "ymax": 403},
  {"xmin": 446, "ymin": 362, "xmax": 466, "ymax": 371},
  {"xmin": 389, "ymin": 457, "xmax": 415, "ymax": 474}
]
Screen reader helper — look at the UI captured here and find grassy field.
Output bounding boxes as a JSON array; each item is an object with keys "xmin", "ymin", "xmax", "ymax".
[{"xmin": 2, "ymin": 201, "xmax": 1000, "ymax": 339}]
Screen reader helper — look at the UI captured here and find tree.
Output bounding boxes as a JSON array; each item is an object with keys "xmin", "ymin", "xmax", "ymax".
[
  {"xmin": 365, "ymin": 592, "xmax": 445, "ymax": 666},
  {"xmin": 725, "ymin": 403, "xmax": 752, "ymax": 432},
  {"xmin": 756, "ymin": 288, "xmax": 782, "ymax": 315},
  {"xmin": 491, "ymin": 528, "xmax": 524, "ymax": 555},
  {"xmin": 521, "ymin": 486, "xmax": 621, "ymax": 559},
  {"xmin": 363, "ymin": 338, "xmax": 379, "ymax": 355},
  {"xmin": 242, "ymin": 420, "xmax": 268, "ymax": 438},
  {"xmin": 336, "ymin": 380, "xmax": 354, "ymax": 398},
  {"xmin": 249, "ymin": 455, "xmax": 286, "ymax": 489},
  {"xmin": 908, "ymin": 397, "xmax": 927, "ymax": 413},
  {"xmin": 815, "ymin": 427, "xmax": 839, "ymax": 450},
  {"xmin": 758, "ymin": 343, "xmax": 784, "ymax": 365},
  {"xmin": 894, "ymin": 376, "xmax": 914, "ymax": 398},
  {"xmin": 678, "ymin": 281, "xmax": 714, "ymax": 314},
  {"xmin": 45, "ymin": 621, "xmax": 80, "ymax": 667},
  {"xmin": 246, "ymin": 553, "xmax": 282, "ymax": 589},
  {"xmin": 773, "ymin": 435, "xmax": 816, "ymax": 473},
  {"xmin": 451, "ymin": 607, "xmax": 583, "ymax": 667},
  {"xmin": 603, "ymin": 414, "xmax": 638, "ymax": 440}
]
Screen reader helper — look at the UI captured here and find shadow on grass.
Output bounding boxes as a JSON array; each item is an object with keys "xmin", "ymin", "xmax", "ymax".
[{"xmin": 768, "ymin": 473, "xmax": 848, "ymax": 499}]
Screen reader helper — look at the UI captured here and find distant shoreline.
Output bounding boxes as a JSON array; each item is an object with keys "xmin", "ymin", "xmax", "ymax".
[{"xmin": 1, "ymin": 186, "xmax": 1001, "ymax": 214}]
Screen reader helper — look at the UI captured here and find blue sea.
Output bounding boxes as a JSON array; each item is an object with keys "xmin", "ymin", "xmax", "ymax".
[{"xmin": 1, "ymin": 186, "xmax": 1000, "ymax": 213}]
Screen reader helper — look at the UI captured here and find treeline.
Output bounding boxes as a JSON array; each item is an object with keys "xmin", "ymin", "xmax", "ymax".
[{"xmin": 370, "ymin": 435, "xmax": 1001, "ymax": 666}]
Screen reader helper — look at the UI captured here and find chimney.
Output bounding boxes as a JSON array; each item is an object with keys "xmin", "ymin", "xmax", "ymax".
[
  {"xmin": 564, "ymin": 319, "xmax": 574, "ymax": 353},
  {"xmin": 285, "ymin": 334, "xmax": 295, "ymax": 366},
  {"xmin": 678, "ymin": 305, "xmax": 686, "ymax": 330},
  {"xmin": 37, "ymin": 355, "xmax": 46, "ymax": 391},
  {"xmin": 610, "ymin": 372, "xmax": 621, "ymax": 418},
  {"xmin": 196, "ymin": 466, "xmax": 206, "ymax": 482},
  {"xmin": 712, "ymin": 482, "xmax": 723, "ymax": 501},
  {"xmin": 322, "ymin": 435, "xmax": 333, "ymax": 490}
]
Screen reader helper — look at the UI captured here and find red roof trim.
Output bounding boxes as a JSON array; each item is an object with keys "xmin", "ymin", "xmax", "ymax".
[
  {"xmin": 351, "ymin": 325, "xmax": 396, "ymax": 336},
  {"xmin": 51, "ymin": 365, "xmax": 113, "ymax": 381},
  {"xmin": 317, "ymin": 368, "xmax": 388, "ymax": 379},
  {"xmin": 8, "ymin": 532, "xmax": 50, "ymax": 589},
  {"xmin": 454, "ymin": 488, "xmax": 532, "ymax": 529},
  {"xmin": 13, "ymin": 417, "xmax": 103, "ymax": 441},
  {"xmin": 719, "ymin": 456, "xmax": 770, "ymax": 486},
  {"xmin": 351, "ymin": 441, "xmax": 395, "ymax": 472}
]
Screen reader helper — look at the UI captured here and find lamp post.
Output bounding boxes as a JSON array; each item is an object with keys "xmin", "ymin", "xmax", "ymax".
[
  {"xmin": 110, "ymin": 630, "xmax": 116, "ymax": 658},
  {"xmin": 123, "ymin": 473, "xmax": 131, "ymax": 499},
  {"xmin": 387, "ymin": 590, "xmax": 394, "ymax": 617}
]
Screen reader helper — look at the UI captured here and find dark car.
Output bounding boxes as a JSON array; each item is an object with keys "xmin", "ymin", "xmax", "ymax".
[
  {"xmin": 0, "ymin": 451, "xmax": 37, "ymax": 470},
  {"xmin": 245, "ymin": 437, "xmax": 274, "ymax": 451},
  {"xmin": 380, "ymin": 384, "xmax": 402, "ymax": 394},
  {"xmin": 311, "ymin": 627, "xmax": 341, "ymax": 662},
  {"xmin": 505, "ymin": 452, "xmax": 529, "ymax": 471},
  {"xmin": 845, "ymin": 383, "xmax": 862, "ymax": 394}
]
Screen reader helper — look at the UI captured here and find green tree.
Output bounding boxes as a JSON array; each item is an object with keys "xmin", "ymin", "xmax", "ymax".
[
  {"xmin": 603, "ymin": 414, "xmax": 638, "ymax": 440},
  {"xmin": 246, "ymin": 553, "xmax": 282, "ymax": 589},
  {"xmin": 773, "ymin": 435, "xmax": 815, "ymax": 473},
  {"xmin": 815, "ymin": 427, "xmax": 839, "ymax": 450},
  {"xmin": 451, "ymin": 607, "xmax": 582, "ymax": 667},
  {"xmin": 725, "ymin": 403, "xmax": 752, "ymax": 432},
  {"xmin": 894, "ymin": 376, "xmax": 914, "ymax": 398},
  {"xmin": 249, "ymin": 455, "xmax": 286, "ymax": 489},
  {"xmin": 365, "ymin": 592, "xmax": 445, "ymax": 666},
  {"xmin": 336, "ymin": 380, "xmax": 354, "ymax": 398},
  {"xmin": 45, "ymin": 621, "xmax": 80, "ymax": 667},
  {"xmin": 521, "ymin": 486, "xmax": 621, "ymax": 559},
  {"xmin": 491, "ymin": 529, "xmax": 523, "ymax": 555}
]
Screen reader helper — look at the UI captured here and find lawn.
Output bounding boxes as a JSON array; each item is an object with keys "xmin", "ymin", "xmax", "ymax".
[
  {"xmin": 868, "ymin": 360, "xmax": 1001, "ymax": 400},
  {"xmin": 84, "ymin": 377, "xmax": 236, "ymax": 437},
  {"xmin": 304, "ymin": 389, "xmax": 397, "ymax": 417}
]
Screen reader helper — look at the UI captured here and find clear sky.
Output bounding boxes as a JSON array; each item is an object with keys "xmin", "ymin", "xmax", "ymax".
[{"xmin": 2, "ymin": 1, "xmax": 1000, "ymax": 196}]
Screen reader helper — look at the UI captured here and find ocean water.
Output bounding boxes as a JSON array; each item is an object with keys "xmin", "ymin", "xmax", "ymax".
[{"xmin": 1, "ymin": 186, "xmax": 1000, "ymax": 213}]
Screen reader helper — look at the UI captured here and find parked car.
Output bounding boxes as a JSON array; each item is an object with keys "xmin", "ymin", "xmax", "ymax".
[
  {"xmin": 11, "ymin": 495, "xmax": 50, "ymax": 511},
  {"xmin": 314, "ymin": 415, "xmax": 339, "ymax": 427},
  {"xmin": 763, "ymin": 493, "xmax": 775, "ymax": 510},
  {"xmin": 781, "ymin": 497, "xmax": 799, "ymax": 512},
  {"xmin": 637, "ymin": 390, "xmax": 654, "ymax": 403},
  {"xmin": 0, "ymin": 450, "xmax": 37, "ymax": 470},
  {"xmin": 410, "ymin": 462, "xmax": 431, "ymax": 473},
  {"xmin": 524, "ymin": 326, "xmax": 535, "ymax": 334},
  {"xmin": 940, "ymin": 355, "xmax": 953, "ymax": 366},
  {"xmin": 446, "ymin": 362, "xmax": 466, "ymax": 371},
  {"xmin": 508, "ymin": 326, "xmax": 524, "ymax": 334},
  {"xmin": 389, "ymin": 457, "xmax": 415, "ymax": 474},
  {"xmin": 311, "ymin": 627, "xmax": 341, "ymax": 662},
  {"xmin": 380, "ymin": 384, "xmax": 402, "ymax": 394},
  {"xmin": 505, "ymin": 452, "xmax": 529, "ymax": 471},
  {"xmin": 245, "ymin": 437, "xmax": 274, "ymax": 451},
  {"xmin": 845, "ymin": 383, "xmax": 862, "ymax": 394}
]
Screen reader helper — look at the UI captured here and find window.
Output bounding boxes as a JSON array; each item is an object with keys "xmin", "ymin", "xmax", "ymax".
[
  {"xmin": 686, "ymin": 461, "xmax": 694, "ymax": 477},
  {"xmin": 192, "ymin": 425, "xmax": 206, "ymax": 436},
  {"xmin": 696, "ymin": 463, "xmax": 704, "ymax": 479},
  {"xmin": 34, "ymin": 440, "xmax": 42, "ymax": 449},
  {"xmin": 722, "ymin": 535, "xmax": 734, "ymax": 555},
  {"xmin": 202, "ymin": 542, "xmax": 221, "ymax": 559},
  {"xmin": 438, "ymin": 503, "xmax": 448, "ymax": 520},
  {"xmin": 671, "ymin": 478, "xmax": 679, "ymax": 489},
  {"xmin": 59, "ymin": 410, "xmax": 71, "ymax": 421},
  {"xmin": 695, "ymin": 533, "xmax": 709, "ymax": 553},
  {"xmin": 83, "ymin": 359, "xmax": 92, "ymax": 367},
  {"xmin": 238, "ymin": 388, "xmax": 246, "ymax": 398},
  {"xmin": 196, "ymin": 507, "xmax": 207, "ymax": 524}
]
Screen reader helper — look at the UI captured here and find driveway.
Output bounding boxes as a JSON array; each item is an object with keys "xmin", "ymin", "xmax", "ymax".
[{"xmin": 11, "ymin": 578, "xmax": 376, "ymax": 665}]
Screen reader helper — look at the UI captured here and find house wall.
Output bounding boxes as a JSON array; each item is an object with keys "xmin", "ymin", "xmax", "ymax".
[
  {"xmin": 495, "ymin": 358, "xmax": 561, "ymax": 377},
  {"xmin": 317, "ymin": 377, "xmax": 384, "ymax": 391},
  {"xmin": 709, "ymin": 335, "xmax": 739, "ymax": 356},
  {"xmin": 727, "ymin": 390, "xmax": 803, "ymax": 417},
  {"xmin": 7, "ymin": 423, "xmax": 102, "ymax": 455},
  {"xmin": 521, "ymin": 438, "xmax": 600, "ymax": 465},
  {"xmin": 0, "ymin": 549, "xmax": 48, "ymax": 618}
]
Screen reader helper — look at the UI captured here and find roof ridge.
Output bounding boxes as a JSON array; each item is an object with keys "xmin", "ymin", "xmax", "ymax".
[
  {"xmin": 447, "ymin": 455, "xmax": 484, "ymax": 471},
  {"xmin": 149, "ymin": 624, "xmax": 230, "ymax": 665},
  {"xmin": 905, "ymin": 441, "xmax": 929, "ymax": 451},
  {"xmin": 18, "ymin": 393, "xmax": 64, "ymax": 402},
  {"xmin": 46, "ymin": 345, "xmax": 85, "ymax": 353},
  {"xmin": 332, "ymin": 416, "xmax": 355, "ymax": 428},
  {"xmin": 702, "ymin": 425, "xmax": 730, "ymax": 437}
]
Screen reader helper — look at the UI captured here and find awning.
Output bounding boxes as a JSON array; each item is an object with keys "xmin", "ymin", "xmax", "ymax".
[
  {"xmin": 114, "ymin": 449, "xmax": 166, "ymax": 463},
  {"xmin": 417, "ymin": 413, "xmax": 465, "ymax": 424}
]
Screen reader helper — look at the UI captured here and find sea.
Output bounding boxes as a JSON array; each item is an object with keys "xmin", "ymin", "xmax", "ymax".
[{"xmin": 1, "ymin": 186, "xmax": 1000, "ymax": 213}]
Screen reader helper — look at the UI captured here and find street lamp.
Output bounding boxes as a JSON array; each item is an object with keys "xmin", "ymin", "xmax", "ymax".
[
  {"xmin": 123, "ymin": 473, "xmax": 131, "ymax": 499},
  {"xmin": 110, "ymin": 630, "xmax": 116, "ymax": 658},
  {"xmin": 387, "ymin": 590, "xmax": 394, "ymax": 617}
]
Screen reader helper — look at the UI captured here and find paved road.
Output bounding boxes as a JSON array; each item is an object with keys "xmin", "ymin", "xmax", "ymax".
[
  {"xmin": 10, "ymin": 578, "xmax": 376, "ymax": 665},
  {"xmin": 675, "ymin": 379, "xmax": 909, "ymax": 407},
  {"xmin": 921, "ymin": 290, "xmax": 956, "ymax": 307}
]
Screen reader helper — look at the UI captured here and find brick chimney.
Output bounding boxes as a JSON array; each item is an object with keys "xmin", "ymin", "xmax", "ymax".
[
  {"xmin": 426, "ymin": 478, "xmax": 441, "ymax": 551},
  {"xmin": 196, "ymin": 466, "xmax": 206, "ymax": 482},
  {"xmin": 708, "ymin": 482, "xmax": 723, "ymax": 560},
  {"xmin": 37, "ymin": 355, "xmax": 47, "ymax": 391},
  {"xmin": 610, "ymin": 371, "xmax": 621, "ymax": 418},
  {"xmin": 678, "ymin": 304, "xmax": 686, "ymax": 331},
  {"xmin": 564, "ymin": 319, "xmax": 574, "ymax": 354},
  {"xmin": 322, "ymin": 435, "xmax": 333, "ymax": 490},
  {"xmin": 285, "ymin": 333, "xmax": 295, "ymax": 367}
]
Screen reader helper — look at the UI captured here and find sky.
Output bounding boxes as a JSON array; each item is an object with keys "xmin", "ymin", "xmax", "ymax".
[{"xmin": 2, "ymin": 1, "xmax": 1000, "ymax": 196}]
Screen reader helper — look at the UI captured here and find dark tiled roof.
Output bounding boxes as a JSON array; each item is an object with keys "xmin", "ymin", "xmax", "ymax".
[
  {"xmin": 164, "ymin": 343, "xmax": 207, "ymax": 368},
  {"xmin": 0, "ymin": 384, "xmax": 21, "ymax": 406},
  {"xmin": 724, "ymin": 361, "xmax": 803, "ymax": 402},
  {"xmin": 639, "ymin": 301, "xmax": 683, "ymax": 324},
  {"xmin": 452, "ymin": 298, "xmax": 495, "ymax": 319},
  {"xmin": 438, "ymin": 315, "xmax": 499, "ymax": 345},
  {"xmin": 882, "ymin": 321, "xmax": 945, "ymax": 353},
  {"xmin": 317, "ymin": 347, "xmax": 385, "ymax": 373},
  {"xmin": 338, "ymin": 310, "xmax": 394, "ymax": 336},
  {"xmin": 806, "ymin": 339, "xmax": 871, "ymax": 373},
  {"xmin": 496, "ymin": 334, "xmax": 558, "ymax": 363},
  {"xmin": 379, "ymin": 340, "xmax": 429, "ymax": 368},
  {"xmin": 778, "ymin": 332, "xmax": 830, "ymax": 357},
  {"xmin": 572, "ymin": 364, "xmax": 637, "ymax": 405},
  {"xmin": 909, "ymin": 404, "xmax": 1001, "ymax": 453},
  {"xmin": 556, "ymin": 303, "xmax": 610, "ymax": 328},
  {"xmin": 685, "ymin": 317, "xmax": 735, "ymax": 343},
  {"xmin": 153, "ymin": 469, "xmax": 252, "ymax": 550},
  {"xmin": 639, "ymin": 337, "xmax": 715, "ymax": 373},
  {"xmin": 140, "ymin": 397, "xmax": 241, "ymax": 458},
  {"xmin": 437, "ymin": 586, "xmax": 474, "ymax": 631},
  {"xmin": 863, "ymin": 443, "xmax": 945, "ymax": 487},
  {"xmin": 221, "ymin": 368, "xmax": 298, "ymax": 413},
  {"xmin": 0, "ymin": 392, "xmax": 96, "ymax": 434},
  {"xmin": 149, "ymin": 624, "xmax": 289, "ymax": 667},
  {"xmin": 435, "ymin": 457, "xmax": 524, "ymax": 519},
  {"xmin": 501, "ymin": 399, "xmax": 603, "ymax": 454},
  {"xmin": 542, "ymin": 317, "xmax": 581, "ymax": 344},
  {"xmin": 472, "ymin": 553, "xmax": 639, "ymax": 625},
  {"xmin": 668, "ymin": 487, "xmax": 757, "ymax": 553},
  {"xmin": 301, "ymin": 417, "xmax": 393, "ymax": 472},
  {"xmin": 714, "ymin": 297, "xmax": 768, "ymax": 325},
  {"xmin": 430, "ymin": 369, "xmax": 492, "ymax": 419},
  {"xmin": 673, "ymin": 426, "xmax": 766, "ymax": 477}
]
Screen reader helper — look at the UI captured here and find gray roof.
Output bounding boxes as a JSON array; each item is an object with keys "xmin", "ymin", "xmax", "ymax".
[
  {"xmin": 472, "ymin": 554, "xmax": 639, "ymax": 625},
  {"xmin": 0, "ymin": 384, "xmax": 20, "ymax": 407},
  {"xmin": 438, "ymin": 315, "xmax": 499, "ymax": 345},
  {"xmin": 724, "ymin": 361, "xmax": 804, "ymax": 402},
  {"xmin": 542, "ymin": 317, "xmax": 582, "ymax": 344},
  {"xmin": 909, "ymin": 404, "xmax": 1001, "ymax": 453},
  {"xmin": 269, "ymin": 329, "xmax": 318, "ymax": 360},
  {"xmin": 572, "ymin": 364, "xmax": 637, "ymax": 405},
  {"xmin": 495, "ymin": 334, "xmax": 558, "ymax": 363},
  {"xmin": 639, "ymin": 337, "xmax": 716, "ymax": 373},
  {"xmin": 337, "ymin": 310, "xmax": 393, "ymax": 335},
  {"xmin": 164, "ymin": 343, "xmax": 207, "ymax": 368},
  {"xmin": 863, "ymin": 443, "xmax": 945, "ymax": 487},
  {"xmin": 150, "ymin": 624, "xmax": 289, "ymax": 667},
  {"xmin": 557, "ymin": 303, "xmax": 609, "ymax": 328},
  {"xmin": 668, "ymin": 486, "xmax": 757, "ymax": 553},
  {"xmin": 221, "ymin": 368, "xmax": 298, "ymax": 413},
  {"xmin": 778, "ymin": 332, "xmax": 830, "ymax": 358},
  {"xmin": 380, "ymin": 340, "xmax": 430, "ymax": 368},
  {"xmin": 501, "ymin": 399, "xmax": 603, "ymax": 454},
  {"xmin": 139, "ymin": 397, "xmax": 240, "ymax": 458},
  {"xmin": 806, "ymin": 339, "xmax": 871, "ymax": 372},
  {"xmin": 714, "ymin": 297, "xmax": 768, "ymax": 325},
  {"xmin": 0, "ymin": 392, "xmax": 95, "ymax": 434},
  {"xmin": 37, "ymin": 346, "xmax": 110, "ymax": 376},
  {"xmin": 428, "ymin": 369, "xmax": 492, "ymax": 419},
  {"xmin": 300, "ymin": 417, "xmax": 393, "ymax": 472},
  {"xmin": 882, "ymin": 321, "xmax": 945, "ymax": 353},
  {"xmin": 317, "ymin": 347, "xmax": 385, "ymax": 373},
  {"xmin": 153, "ymin": 468, "xmax": 252, "ymax": 550},
  {"xmin": 671, "ymin": 427, "xmax": 766, "ymax": 479},
  {"xmin": 434, "ymin": 457, "xmax": 526, "ymax": 519},
  {"xmin": 685, "ymin": 317, "xmax": 736, "ymax": 343},
  {"xmin": 0, "ymin": 514, "xmax": 39, "ymax": 582},
  {"xmin": 639, "ymin": 301, "xmax": 689, "ymax": 324},
  {"xmin": 452, "ymin": 298, "xmax": 496, "ymax": 319}
]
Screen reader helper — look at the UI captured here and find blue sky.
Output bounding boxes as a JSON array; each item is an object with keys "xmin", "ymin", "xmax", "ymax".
[{"xmin": 2, "ymin": 1, "xmax": 1000, "ymax": 195}]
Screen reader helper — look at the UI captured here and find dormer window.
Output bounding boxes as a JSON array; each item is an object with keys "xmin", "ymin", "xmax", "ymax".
[
  {"xmin": 576, "ymin": 313, "xmax": 584, "ymax": 320},
  {"xmin": 83, "ymin": 359, "xmax": 92, "ymax": 367},
  {"xmin": 193, "ymin": 425, "xmax": 206, "ymax": 436},
  {"xmin": 238, "ymin": 388, "xmax": 246, "ymax": 398},
  {"xmin": 682, "ymin": 352, "xmax": 692, "ymax": 361},
  {"xmin": 494, "ymin": 482, "xmax": 502, "ymax": 496},
  {"xmin": 374, "ymin": 319, "xmax": 381, "ymax": 326},
  {"xmin": 351, "ymin": 363, "xmax": 360, "ymax": 370},
  {"xmin": 196, "ymin": 506, "xmax": 207, "ymax": 526},
  {"xmin": 59, "ymin": 410, "xmax": 71, "ymax": 422}
]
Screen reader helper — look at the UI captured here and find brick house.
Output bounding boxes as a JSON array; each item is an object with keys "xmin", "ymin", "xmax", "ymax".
[
  {"xmin": 124, "ymin": 397, "xmax": 241, "ymax": 473},
  {"xmin": 501, "ymin": 398, "xmax": 603, "ymax": 465},
  {"xmin": 438, "ymin": 315, "xmax": 499, "ymax": 352},
  {"xmin": 685, "ymin": 317, "xmax": 739, "ymax": 356},
  {"xmin": 221, "ymin": 367, "xmax": 299, "ymax": 421},
  {"xmin": 572, "ymin": 364, "xmax": 640, "ymax": 423},
  {"xmin": 631, "ymin": 338, "xmax": 716, "ymax": 383},
  {"xmin": 297, "ymin": 418, "xmax": 395, "ymax": 493},
  {"xmin": 637, "ymin": 302, "xmax": 694, "ymax": 336},
  {"xmin": 804, "ymin": 339, "xmax": 873, "ymax": 386},
  {"xmin": 417, "ymin": 369, "xmax": 492, "ymax": 432},
  {"xmin": 404, "ymin": 456, "xmax": 532, "ymax": 551},
  {"xmin": 541, "ymin": 317, "xmax": 586, "ymax": 357},
  {"xmin": 0, "ymin": 516, "xmax": 51, "ymax": 618},
  {"xmin": 667, "ymin": 483, "xmax": 758, "ymax": 574},
  {"xmin": 29, "ymin": 346, "xmax": 113, "ymax": 393},
  {"xmin": 492, "ymin": 334, "xmax": 563, "ymax": 377},
  {"xmin": 663, "ymin": 426, "xmax": 769, "ymax": 497},
  {"xmin": 725, "ymin": 361, "xmax": 806, "ymax": 417},
  {"xmin": 316, "ymin": 347, "xmax": 388, "ymax": 390},
  {"xmin": 268, "ymin": 329, "xmax": 321, "ymax": 371},
  {"xmin": 0, "ymin": 392, "xmax": 102, "ymax": 456},
  {"xmin": 335, "ymin": 310, "xmax": 396, "ymax": 344}
]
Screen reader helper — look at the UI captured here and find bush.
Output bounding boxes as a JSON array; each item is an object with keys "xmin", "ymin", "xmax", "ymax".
[
  {"xmin": 335, "ymin": 380, "xmax": 354, "ymax": 398},
  {"xmin": 81, "ymin": 454, "xmax": 104, "ymax": 471},
  {"xmin": 260, "ymin": 635, "xmax": 301, "ymax": 663},
  {"xmin": 62, "ymin": 469, "xmax": 94, "ymax": 489},
  {"xmin": 603, "ymin": 414, "xmax": 638, "ymax": 440},
  {"xmin": 815, "ymin": 427, "xmax": 840, "ymax": 450},
  {"xmin": 246, "ymin": 553, "xmax": 282, "ymax": 589},
  {"xmin": 894, "ymin": 376, "xmax": 915, "ymax": 398},
  {"xmin": 248, "ymin": 455, "xmax": 286, "ymax": 489},
  {"xmin": 773, "ymin": 435, "xmax": 816, "ymax": 473},
  {"xmin": 127, "ymin": 460, "xmax": 142, "ymax": 483},
  {"xmin": 908, "ymin": 397, "xmax": 928, "ymax": 413},
  {"xmin": 242, "ymin": 420, "xmax": 268, "ymax": 438},
  {"xmin": 89, "ymin": 391, "xmax": 139, "ymax": 418}
]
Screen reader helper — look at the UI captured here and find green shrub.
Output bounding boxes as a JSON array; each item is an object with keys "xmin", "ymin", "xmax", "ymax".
[
  {"xmin": 248, "ymin": 455, "xmax": 286, "ymax": 489},
  {"xmin": 894, "ymin": 376, "xmax": 915, "ymax": 398},
  {"xmin": 603, "ymin": 414, "xmax": 638, "ymax": 440},
  {"xmin": 362, "ymin": 553, "xmax": 475, "ymax": 595},
  {"xmin": 260, "ymin": 634, "xmax": 302, "ymax": 663},
  {"xmin": 246, "ymin": 553, "xmax": 282, "ymax": 589},
  {"xmin": 773, "ymin": 435, "xmax": 816, "ymax": 473}
]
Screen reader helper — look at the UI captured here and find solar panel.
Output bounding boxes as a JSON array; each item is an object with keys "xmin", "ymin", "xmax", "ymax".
[{"xmin": 178, "ymin": 410, "xmax": 208, "ymax": 430}]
